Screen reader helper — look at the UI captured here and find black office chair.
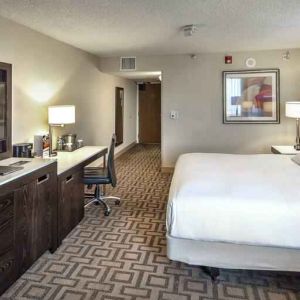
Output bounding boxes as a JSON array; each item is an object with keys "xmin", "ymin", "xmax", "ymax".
[{"xmin": 84, "ymin": 134, "xmax": 120, "ymax": 216}]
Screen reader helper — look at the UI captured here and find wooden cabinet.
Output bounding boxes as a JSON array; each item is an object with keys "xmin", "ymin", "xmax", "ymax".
[
  {"xmin": 0, "ymin": 163, "xmax": 57, "ymax": 295},
  {"xmin": 58, "ymin": 169, "xmax": 84, "ymax": 243},
  {"xmin": 0, "ymin": 192, "xmax": 15, "ymax": 294},
  {"xmin": 15, "ymin": 171, "xmax": 57, "ymax": 273}
]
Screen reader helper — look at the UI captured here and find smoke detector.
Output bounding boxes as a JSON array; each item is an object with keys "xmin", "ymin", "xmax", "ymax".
[{"xmin": 182, "ymin": 24, "xmax": 199, "ymax": 37}]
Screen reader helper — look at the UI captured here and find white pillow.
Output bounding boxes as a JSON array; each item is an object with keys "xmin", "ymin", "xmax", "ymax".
[{"xmin": 291, "ymin": 154, "xmax": 300, "ymax": 165}]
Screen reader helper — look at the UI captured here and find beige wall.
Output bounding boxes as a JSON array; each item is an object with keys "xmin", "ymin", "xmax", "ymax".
[
  {"xmin": 100, "ymin": 50, "xmax": 300, "ymax": 167},
  {"xmin": 0, "ymin": 16, "xmax": 137, "ymax": 153}
]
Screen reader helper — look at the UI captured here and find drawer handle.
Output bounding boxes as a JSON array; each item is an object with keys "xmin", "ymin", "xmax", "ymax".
[
  {"xmin": 66, "ymin": 175, "xmax": 73, "ymax": 183},
  {"xmin": 37, "ymin": 174, "xmax": 49, "ymax": 184}
]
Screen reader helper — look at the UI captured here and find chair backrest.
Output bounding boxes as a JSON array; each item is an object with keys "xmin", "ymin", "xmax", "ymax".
[{"xmin": 107, "ymin": 134, "xmax": 117, "ymax": 187}]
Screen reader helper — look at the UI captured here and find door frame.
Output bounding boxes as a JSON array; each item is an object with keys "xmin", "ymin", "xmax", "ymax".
[
  {"xmin": 115, "ymin": 87, "xmax": 124, "ymax": 146},
  {"xmin": 138, "ymin": 82, "xmax": 161, "ymax": 144}
]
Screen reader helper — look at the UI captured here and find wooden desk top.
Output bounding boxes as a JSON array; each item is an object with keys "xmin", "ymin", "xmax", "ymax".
[
  {"xmin": 0, "ymin": 146, "xmax": 107, "ymax": 186},
  {"xmin": 52, "ymin": 146, "xmax": 108, "ymax": 176},
  {"xmin": 0, "ymin": 157, "xmax": 55, "ymax": 186}
]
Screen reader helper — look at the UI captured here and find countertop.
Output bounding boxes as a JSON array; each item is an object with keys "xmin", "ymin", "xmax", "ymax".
[
  {"xmin": 49, "ymin": 146, "xmax": 107, "ymax": 175},
  {"xmin": 0, "ymin": 157, "xmax": 55, "ymax": 186},
  {"xmin": 0, "ymin": 146, "xmax": 107, "ymax": 186}
]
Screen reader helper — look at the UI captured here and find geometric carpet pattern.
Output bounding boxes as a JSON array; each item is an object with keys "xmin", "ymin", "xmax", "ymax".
[{"xmin": 1, "ymin": 144, "xmax": 300, "ymax": 300}]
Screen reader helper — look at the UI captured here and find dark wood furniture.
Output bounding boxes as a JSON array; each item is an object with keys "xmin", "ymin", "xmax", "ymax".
[
  {"xmin": 0, "ymin": 62, "xmax": 12, "ymax": 159},
  {"xmin": 0, "ymin": 147, "xmax": 108, "ymax": 295},
  {"xmin": 58, "ymin": 169, "xmax": 84, "ymax": 242},
  {"xmin": 56, "ymin": 146, "xmax": 108, "ymax": 245},
  {"xmin": 0, "ymin": 162, "xmax": 57, "ymax": 295}
]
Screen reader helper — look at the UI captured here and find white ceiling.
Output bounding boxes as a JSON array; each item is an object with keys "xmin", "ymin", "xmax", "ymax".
[{"xmin": 0, "ymin": 0, "xmax": 300, "ymax": 57}]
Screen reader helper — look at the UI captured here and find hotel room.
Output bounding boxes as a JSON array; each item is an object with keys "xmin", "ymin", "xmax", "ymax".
[{"xmin": 0, "ymin": 0, "xmax": 300, "ymax": 299}]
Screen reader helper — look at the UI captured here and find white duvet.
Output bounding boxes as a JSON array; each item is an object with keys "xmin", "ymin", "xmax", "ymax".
[{"xmin": 167, "ymin": 153, "xmax": 300, "ymax": 249}]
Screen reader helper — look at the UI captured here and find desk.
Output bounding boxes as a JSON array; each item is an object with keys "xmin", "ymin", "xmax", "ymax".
[
  {"xmin": 0, "ymin": 158, "xmax": 57, "ymax": 294},
  {"xmin": 53, "ymin": 146, "xmax": 108, "ymax": 245},
  {"xmin": 0, "ymin": 146, "xmax": 107, "ymax": 295}
]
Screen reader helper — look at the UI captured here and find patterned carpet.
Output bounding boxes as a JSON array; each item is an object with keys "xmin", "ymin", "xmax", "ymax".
[{"xmin": 1, "ymin": 144, "xmax": 300, "ymax": 300}]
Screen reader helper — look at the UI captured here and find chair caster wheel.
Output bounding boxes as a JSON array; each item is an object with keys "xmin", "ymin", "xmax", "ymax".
[
  {"xmin": 115, "ymin": 199, "xmax": 120, "ymax": 205},
  {"xmin": 104, "ymin": 211, "xmax": 110, "ymax": 216}
]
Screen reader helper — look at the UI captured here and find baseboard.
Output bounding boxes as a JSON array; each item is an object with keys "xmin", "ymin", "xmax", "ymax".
[
  {"xmin": 115, "ymin": 141, "xmax": 137, "ymax": 158},
  {"xmin": 161, "ymin": 167, "xmax": 174, "ymax": 173}
]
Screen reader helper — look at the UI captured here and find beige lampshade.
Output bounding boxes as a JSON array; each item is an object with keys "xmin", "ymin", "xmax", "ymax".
[
  {"xmin": 286, "ymin": 102, "xmax": 300, "ymax": 118},
  {"xmin": 48, "ymin": 105, "xmax": 75, "ymax": 125}
]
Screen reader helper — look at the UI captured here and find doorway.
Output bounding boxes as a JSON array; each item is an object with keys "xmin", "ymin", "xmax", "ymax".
[
  {"xmin": 115, "ymin": 87, "xmax": 124, "ymax": 146},
  {"xmin": 138, "ymin": 83, "xmax": 161, "ymax": 144}
]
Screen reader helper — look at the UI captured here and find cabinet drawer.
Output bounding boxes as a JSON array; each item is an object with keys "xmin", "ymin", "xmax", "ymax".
[
  {"xmin": 0, "ymin": 193, "xmax": 15, "ymax": 295},
  {"xmin": 0, "ymin": 193, "xmax": 13, "ymax": 226},
  {"xmin": 0, "ymin": 250, "xmax": 15, "ymax": 295},
  {"xmin": 0, "ymin": 219, "xmax": 13, "ymax": 257},
  {"xmin": 0, "ymin": 193, "xmax": 14, "ymax": 257}
]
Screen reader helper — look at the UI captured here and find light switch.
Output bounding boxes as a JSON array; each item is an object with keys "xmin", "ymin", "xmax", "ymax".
[{"xmin": 170, "ymin": 110, "xmax": 179, "ymax": 119}]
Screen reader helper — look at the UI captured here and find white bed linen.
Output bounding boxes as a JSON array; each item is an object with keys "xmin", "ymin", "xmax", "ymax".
[
  {"xmin": 167, "ymin": 235, "xmax": 300, "ymax": 271},
  {"xmin": 167, "ymin": 153, "xmax": 300, "ymax": 249}
]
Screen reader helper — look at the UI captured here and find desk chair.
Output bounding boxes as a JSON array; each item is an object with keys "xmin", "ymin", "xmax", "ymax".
[{"xmin": 84, "ymin": 134, "xmax": 120, "ymax": 216}]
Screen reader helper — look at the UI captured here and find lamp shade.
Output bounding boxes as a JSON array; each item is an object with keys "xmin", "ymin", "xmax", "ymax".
[
  {"xmin": 286, "ymin": 102, "xmax": 300, "ymax": 118},
  {"xmin": 48, "ymin": 105, "xmax": 75, "ymax": 124}
]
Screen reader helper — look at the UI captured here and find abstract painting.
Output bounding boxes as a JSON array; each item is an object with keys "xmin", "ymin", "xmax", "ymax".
[{"xmin": 223, "ymin": 69, "xmax": 280, "ymax": 123}]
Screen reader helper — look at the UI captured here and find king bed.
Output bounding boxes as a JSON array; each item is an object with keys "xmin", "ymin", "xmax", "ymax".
[{"xmin": 166, "ymin": 153, "xmax": 300, "ymax": 274}]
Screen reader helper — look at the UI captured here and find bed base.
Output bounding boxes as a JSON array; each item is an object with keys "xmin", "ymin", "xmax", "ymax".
[{"xmin": 167, "ymin": 234, "xmax": 300, "ymax": 272}]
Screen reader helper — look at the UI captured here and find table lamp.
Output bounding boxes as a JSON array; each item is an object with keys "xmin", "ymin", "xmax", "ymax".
[
  {"xmin": 48, "ymin": 105, "xmax": 75, "ymax": 156},
  {"xmin": 286, "ymin": 102, "xmax": 300, "ymax": 150}
]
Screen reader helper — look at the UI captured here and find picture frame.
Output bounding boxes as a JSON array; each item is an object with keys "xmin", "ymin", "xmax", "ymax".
[{"xmin": 223, "ymin": 69, "xmax": 280, "ymax": 124}]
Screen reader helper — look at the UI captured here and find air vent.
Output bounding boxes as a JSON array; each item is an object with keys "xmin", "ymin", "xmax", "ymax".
[{"xmin": 120, "ymin": 57, "xmax": 136, "ymax": 71}]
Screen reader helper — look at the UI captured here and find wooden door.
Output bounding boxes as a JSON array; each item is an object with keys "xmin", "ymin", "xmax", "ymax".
[
  {"xmin": 115, "ymin": 87, "xmax": 124, "ymax": 146},
  {"xmin": 139, "ymin": 84, "xmax": 161, "ymax": 143}
]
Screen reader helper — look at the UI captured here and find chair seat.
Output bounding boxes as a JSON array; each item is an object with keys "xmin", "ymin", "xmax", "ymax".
[{"xmin": 83, "ymin": 167, "xmax": 111, "ymax": 185}]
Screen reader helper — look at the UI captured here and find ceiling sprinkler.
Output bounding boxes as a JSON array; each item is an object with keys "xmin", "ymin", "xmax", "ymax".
[{"xmin": 182, "ymin": 24, "xmax": 199, "ymax": 37}]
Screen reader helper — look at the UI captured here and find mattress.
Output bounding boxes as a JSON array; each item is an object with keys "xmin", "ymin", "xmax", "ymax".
[{"xmin": 167, "ymin": 153, "xmax": 300, "ymax": 249}]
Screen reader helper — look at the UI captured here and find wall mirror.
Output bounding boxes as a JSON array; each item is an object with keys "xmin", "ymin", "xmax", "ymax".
[{"xmin": 115, "ymin": 87, "xmax": 124, "ymax": 146}]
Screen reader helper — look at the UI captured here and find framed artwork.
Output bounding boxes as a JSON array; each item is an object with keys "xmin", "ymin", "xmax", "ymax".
[{"xmin": 223, "ymin": 69, "xmax": 280, "ymax": 124}]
